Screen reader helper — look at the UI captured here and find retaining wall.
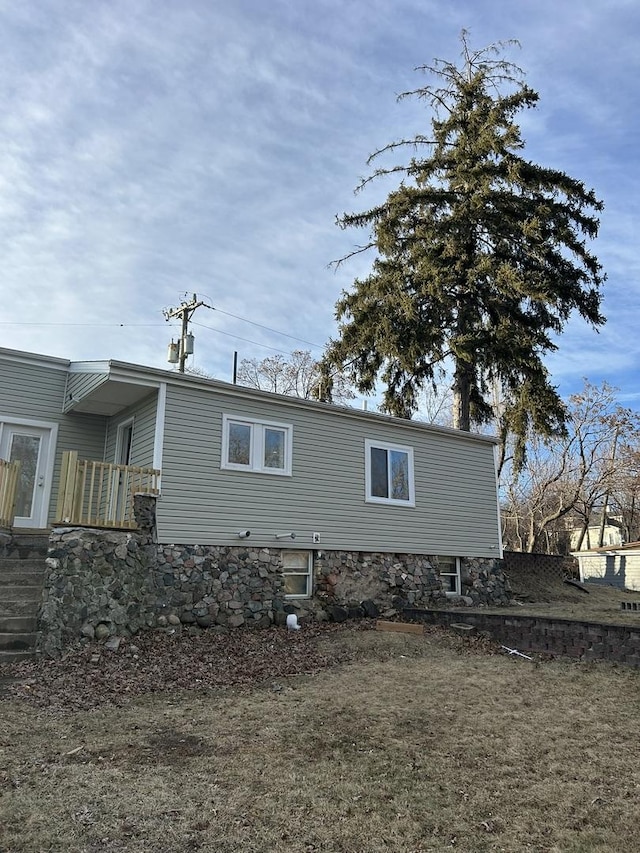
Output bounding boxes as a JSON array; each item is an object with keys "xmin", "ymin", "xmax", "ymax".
[{"xmin": 405, "ymin": 608, "xmax": 640, "ymax": 669}]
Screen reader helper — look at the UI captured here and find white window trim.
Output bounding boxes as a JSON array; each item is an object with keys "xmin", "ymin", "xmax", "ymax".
[
  {"xmin": 115, "ymin": 417, "xmax": 134, "ymax": 466},
  {"xmin": 221, "ymin": 414, "xmax": 293, "ymax": 476},
  {"xmin": 439, "ymin": 557, "xmax": 462, "ymax": 597},
  {"xmin": 282, "ymin": 550, "xmax": 312, "ymax": 599},
  {"xmin": 364, "ymin": 439, "xmax": 415, "ymax": 506}
]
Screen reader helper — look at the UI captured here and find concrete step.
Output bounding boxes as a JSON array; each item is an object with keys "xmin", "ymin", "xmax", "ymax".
[
  {"xmin": 0, "ymin": 585, "xmax": 43, "ymax": 603},
  {"xmin": 0, "ymin": 599, "xmax": 38, "ymax": 617},
  {"xmin": 0, "ymin": 632, "xmax": 38, "ymax": 653},
  {"xmin": 1, "ymin": 534, "xmax": 48, "ymax": 560},
  {"xmin": 0, "ymin": 648, "xmax": 36, "ymax": 664},
  {"xmin": 0, "ymin": 615, "xmax": 37, "ymax": 633},
  {"xmin": 0, "ymin": 554, "xmax": 47, "ymax": 566},
  {"xmin": 0, "ymin": 570, "xmax": 44, "ymax": 586},
  {"xmin": 0, "ymin": 557, "xmax": 46, "ymax": 571}
]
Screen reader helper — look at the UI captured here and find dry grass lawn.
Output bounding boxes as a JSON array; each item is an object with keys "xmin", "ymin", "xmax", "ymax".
[
  {"xmin": 2, "ymin": 627, "xmax": 640, "ymax": 853},
  {"xmin": 491, "ymin": 573, "xmax": 640, "ymax": 624}
]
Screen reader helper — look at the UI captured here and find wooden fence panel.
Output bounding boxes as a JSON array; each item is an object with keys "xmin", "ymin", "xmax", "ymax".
[{"xmin": 0, "ymin": 458, "xmax": 21, "ymax": 529}]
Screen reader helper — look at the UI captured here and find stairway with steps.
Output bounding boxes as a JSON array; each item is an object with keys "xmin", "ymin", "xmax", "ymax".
[{"xmin": 0, "ymin": 533, "xmax": 48, "ymax": 663}]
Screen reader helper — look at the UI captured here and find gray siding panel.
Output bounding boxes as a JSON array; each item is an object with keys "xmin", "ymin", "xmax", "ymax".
[
  {"xmin": 157, "ymin": 384, "xmax": 501, "ymax": 556},
  {"xmin": 1, "ymin": 358, "xmax": 68, "ymax": 421},
  {"xmin": 63, "ymin": 372, "xmax": 109, "ymax": 412},
  {"xmin": 1, "ymin": 356, "xmax": 107, "ymax": 523},
  {"xmin": 104, "ymin": 392, "xmax": 158, "ymax": 467}
]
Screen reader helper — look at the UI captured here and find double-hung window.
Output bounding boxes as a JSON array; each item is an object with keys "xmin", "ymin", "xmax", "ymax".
[
  {"xmin": 438, "ymin": 556, "xmax": 461, "ymax": 595},
  {"xmin": 282, "ymin": 550, "xmax": 312, "ymax": 598},
  {"xmin": 222, "ymin": 415, "xmax": 292, "ymax": 475},
  {"xmin": 365, "ymin": 439, "xmax": 415, "ymax": 506}
]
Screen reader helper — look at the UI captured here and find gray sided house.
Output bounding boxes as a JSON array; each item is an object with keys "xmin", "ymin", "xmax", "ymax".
[{"xmin": 0, "ymin": 347, "xmax": 506, "ymax": 652}]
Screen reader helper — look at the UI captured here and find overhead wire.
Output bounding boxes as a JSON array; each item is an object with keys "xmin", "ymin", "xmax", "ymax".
[
  {"xmin": 190, "ymin": 321, "xmax": 301, "ymax": 356},
  {"xmin": 2, "ymin": 302, "xmax": 325, "ymax": 351},
  {"xmin": 2, "ymin": 304, "xmax": 358, "ymax": 389},
  {"xmin": 0, "ymin": 322, "xmax": 166, "ymax": 327},
  {"xmin": 201, "ymin": 303, "xmax": 324, "ymax": 350}
]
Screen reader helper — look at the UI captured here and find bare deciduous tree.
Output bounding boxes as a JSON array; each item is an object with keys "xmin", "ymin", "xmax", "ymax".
[
  {"xmin": 237, "ymin": 350, "xmax": 355, "ymax": 404},
  {"xmin": 501, "ymin": 382, "xmax": 640, "ymax": 553}
]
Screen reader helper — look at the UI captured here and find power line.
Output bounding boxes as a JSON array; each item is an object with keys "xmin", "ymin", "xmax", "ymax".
[
  {"xmin": 190, "ymin": 321, "xmax": 298, "ymax": 356},
  {"xmin": 203, "ymin": 304, "xmax": 324, "ymax": 350},
  {"xmin": 1, "ymin": 308, "xmax": 325, "ymax": 350},
  {"xmin": 2, "ymin": 298, "xmax": 327, "ymax": 351},
  {"xmin": 0, "ymin": 322, "xmax": 166, "ymax": 327}
]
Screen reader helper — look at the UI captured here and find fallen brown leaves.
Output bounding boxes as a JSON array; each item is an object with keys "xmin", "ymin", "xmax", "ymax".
[{"xmin": 0, "ymin": 622, "xmax": 377, "ymax": 711}]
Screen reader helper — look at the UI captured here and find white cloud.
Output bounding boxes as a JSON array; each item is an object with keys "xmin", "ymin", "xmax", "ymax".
[{"xmin": 0, "ymin": 0, "xmax": 637, "ymax": 407}]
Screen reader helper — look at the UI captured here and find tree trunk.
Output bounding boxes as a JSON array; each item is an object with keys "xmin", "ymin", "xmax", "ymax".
[
  {"xmin": 574, "ymin": 518, "xmax": 589, "ymax": 551},
  {"xmin": 597, "ymin": 508, "xmax": 608, "ymax": 548},
  {"xmin": 452, "ymin": 361, "xmax": 472, "ymax": 431}
]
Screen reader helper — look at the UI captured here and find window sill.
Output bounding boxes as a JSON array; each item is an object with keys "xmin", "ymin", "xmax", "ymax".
[
  {"xmin": 221, "ymin": 464, "xmax": 292, "ymax": 477},
  {"xmin": 365, "ymin": 497, "xmax": 415, "ymax": 508}
]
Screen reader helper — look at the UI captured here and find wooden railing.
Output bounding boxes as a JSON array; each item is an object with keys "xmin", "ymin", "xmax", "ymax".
[
  {"xmin": 0, "ymin": 458, "xmax": 21, "ymax": 529},
  {"xmin": 55, "ymin": 451, "xmax": 160, "ymax": 530}
]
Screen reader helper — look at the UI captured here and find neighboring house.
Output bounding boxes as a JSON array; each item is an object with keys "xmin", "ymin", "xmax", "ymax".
[
  {"xmin": 569, "ymin": 517, "xmax": 625, "ymax": 551},
  {"xmin": 573, "ymin": 542, "xmax": 640, "ymax": 592},
  {"xmin": 1, "ymin": 347, "xmax": 504, "ymax": 629}
]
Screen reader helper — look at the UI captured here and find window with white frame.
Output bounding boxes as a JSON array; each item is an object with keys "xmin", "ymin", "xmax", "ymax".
[
  {"xmin": 222, "ymin": 415, "xmax": 292, "ymax": 475},
  {"xmin": 438, "ymin": 556, "xmax": 461, "ymax": 595},
  {"xmin": 282, "ymin": 550, "xmax": 312, "ymax": 598},
  {"xmin": 365, "ymin": 439, "xmax": 415, "ymax": 506}
]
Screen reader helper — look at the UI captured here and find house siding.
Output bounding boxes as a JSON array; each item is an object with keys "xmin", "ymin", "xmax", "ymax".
[
  {"xmin": 104, "ymin": 391, "xmax": 158, "ymax": 468},
  {"xmin": 63, "ymin": 371, "xmax": 109, "ymax": 413},
  {"xmin": 577, "ymin": 552, "xmax": 640, "ymax": 591},
  {"xmin": 0, "ymin": 354, "xmax": 107, "ymax": 524},
  {"xmin": 156, "ymin": 383, "xmax": 501, "ymax": 556}
]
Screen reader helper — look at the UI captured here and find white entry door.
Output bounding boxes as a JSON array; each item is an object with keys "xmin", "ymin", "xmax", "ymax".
[{"xmin": 0, "ymin": 424, "xmax": 53, "ymax": 528}]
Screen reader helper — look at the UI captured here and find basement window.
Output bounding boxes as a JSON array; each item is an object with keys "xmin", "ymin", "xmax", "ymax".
[
  {"xmin": 438, "ymin": 556, "xmax": 461, "ymax": 596},
  {"xmin": 282, "ymin": 550, "xmax": 312, "ymax": 598}
]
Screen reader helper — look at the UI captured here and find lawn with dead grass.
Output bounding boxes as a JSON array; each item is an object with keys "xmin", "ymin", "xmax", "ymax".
[
  {"xmin": 490, "ymin": 575, "xmax": 640, "ymax": 625},
  {"xmin": 1, "ymin": 626, "xmax": 640, "ymax": 852}
]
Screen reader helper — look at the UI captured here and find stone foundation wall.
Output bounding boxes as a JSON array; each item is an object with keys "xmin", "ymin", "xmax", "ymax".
[
  {"xmin": 36, "ymin": 496, "xmax": 512, "ymax": 654},
  {"xmin": 38, "ymin": 533, "xmax": 510, "ymax": 654},
  {"xmin": 154, "ymin": 544, "xmax": 283, "ymax": 630},
  {"xmin": 460, "ymin": 557, "xmax": 512, "ymax": 605},
  {"xmin": 313, "ymin": 551, "xmax": 445, "ymax": 618},
  {"xmin": 40, "ymin": 527, "xmax": 158, "ymax": 656}
]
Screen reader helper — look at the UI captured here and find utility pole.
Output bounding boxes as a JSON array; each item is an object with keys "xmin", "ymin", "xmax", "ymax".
[{"xmin": 163, "ymin": 294, "xmax": 206, "ymax": 373}]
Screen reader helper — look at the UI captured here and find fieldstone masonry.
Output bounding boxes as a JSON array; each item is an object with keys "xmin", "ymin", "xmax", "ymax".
[
  {"xmin": 40, "ymin": 527, "xmax": 158, "ymax": 656},
  {"xmin": 36, "ymin": 496, "xmax": 511, "ymax": 655},
  {"xmin": 154, "ymin": 543, "xmax": 283, "ymax": 631}
]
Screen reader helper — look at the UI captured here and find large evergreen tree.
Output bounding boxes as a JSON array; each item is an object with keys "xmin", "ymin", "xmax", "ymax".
[{"xmin": 323, "ymin": 34, "xmax": 605, "ymax": 457}]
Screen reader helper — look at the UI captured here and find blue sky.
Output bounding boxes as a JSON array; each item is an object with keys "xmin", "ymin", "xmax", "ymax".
[{"xmin": 1, "ymin": 0, "xmax": 638, "ymax": 408}]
